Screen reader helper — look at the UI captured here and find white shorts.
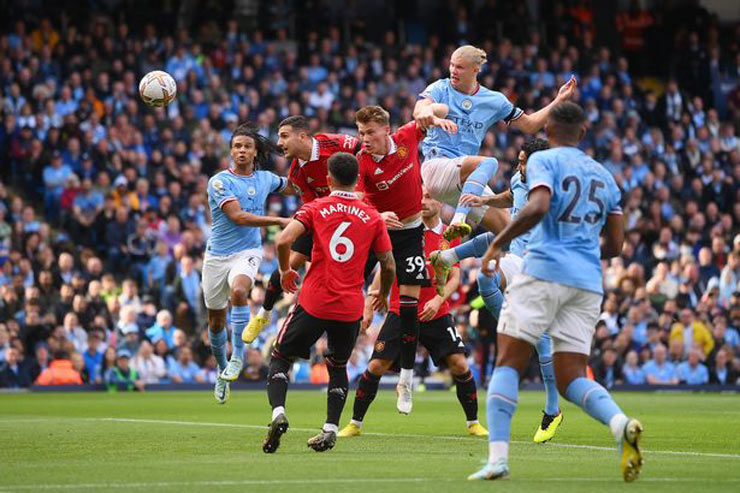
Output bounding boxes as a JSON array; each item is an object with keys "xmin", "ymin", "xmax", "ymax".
[
  {"xmin": 202, "ymin": 248, "xmax": 262, "ymax": 310},
  {"xmin": 497, "ymin": 253, "xmax": 523, "ymax": 287},
  {"xmin": 421, "ymin": 156, "xmax": 494, "ymax": 225},
  {"xmin": 497, "ymin": 274, "xmax": 602, "ymax": 355}
]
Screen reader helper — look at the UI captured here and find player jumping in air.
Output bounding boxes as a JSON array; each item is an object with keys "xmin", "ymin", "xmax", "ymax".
[
  {"xmin": 430, "ymin": 138, "xmax": 564, "ymax": 443},
  {"xmin": 263, "ymin": 152, "xmax": 395, "ymax": 454},
  {"xmin": 467, "ymin": 102, "xmax": 643, "ymax": 482},
  {"xmin": 203, "ymin": 123, "xmax": 291, "ymax": 403},
  {"xmin": 413, "ymin": 44, "xmax": 577, "ymax": 240},
  {"xmin": 338, "ymin": 187, "xmax": 488, "ymax": 438},
  {"xmin": 355, "ymin": 105, "xmax": 456, "ymax": 415},
  {"xmin": 243, "ymin": 116, "xmax": 360, "ymax": 344}
]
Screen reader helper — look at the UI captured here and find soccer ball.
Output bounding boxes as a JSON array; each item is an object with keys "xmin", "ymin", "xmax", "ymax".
[{"xmin": 138, "ymin": 70, "xmax": 177, "ymax": 107}]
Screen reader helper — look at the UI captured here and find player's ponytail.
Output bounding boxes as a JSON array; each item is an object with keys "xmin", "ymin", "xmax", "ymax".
[{"xmin": 453, "ymin": 45, "xmax": 487, "ymax": 68}]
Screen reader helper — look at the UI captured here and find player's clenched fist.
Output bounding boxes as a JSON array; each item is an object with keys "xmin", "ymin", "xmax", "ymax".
[{"xmin": 280, "ymin": 269, "xmax": 300, "ymax": 293}]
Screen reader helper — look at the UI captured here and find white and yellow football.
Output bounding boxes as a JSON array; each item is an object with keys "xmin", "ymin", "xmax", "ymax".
[{"xmin": 138, "ymin": 70, "xmax": 177, "ymax": 107}]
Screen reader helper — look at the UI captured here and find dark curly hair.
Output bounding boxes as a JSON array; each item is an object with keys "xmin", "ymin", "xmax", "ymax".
[{"xmin": 521, "ymin": 138, "xmax": 549, "ymax": 157}]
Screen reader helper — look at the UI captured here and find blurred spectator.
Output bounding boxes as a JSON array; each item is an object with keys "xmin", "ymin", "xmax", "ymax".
[
  {"xmin": 82, "ymin": 332, "xmax": 104, "ymax": 384},
  {"xmin": 105, "ymin": 350, "xmax": 144, "ymax": 391},
  {"xmin": 642, "ymin": 344, "xmax": 678, "ymax": 385},
  {"xmin": 35, "ymin": 350, "xmax": 83, "ymax": 385},
  {"xmin": 0, "ymin": 347, "xmax": 32, "ymax": 388},
  {"xmin": 622, "ymin": 350, "xmax": 646, "ymax": 385},
  {"xmin": 168, "ymin": 347, "xmax": 201, "ymax": 384},
  {"xmin": 145, "ymin": 310, "xmax": 177, "ymax": 349},
  {"xmin": 710, "ymin": 348, "xmax": 737, "ymax": 385},
  {"xmin": 669, "ymin": 308, "xmax": 715, "ymax": 358},
  {"xmin": 676, "ymin": 348, "xmax": 710, "ymax": 385},
  {"xmin": 243, "ymin": 348, "xmax": 268, "ymax": 382},
  {"xmin": 131, "ymin": 341, "xmax": 167, "ymax": 384}
]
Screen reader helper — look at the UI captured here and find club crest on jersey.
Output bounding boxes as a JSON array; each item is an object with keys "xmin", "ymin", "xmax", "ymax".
[
  {"xmin": 211, "ymin": 179, "xmax": 225, "ymax": 195},
  {"xmin": 375, "ymin": 341, "xmax": 385, "ymax": 353},
  {"xmin": 247, "ymin": 186, "xmax": 256, "ymax": 196},
  {"xmin": 439, "ymin": 238, "xmax": 450, "ymax": 250},
  {"xmin": 461, "ymin": 99, "xmax": 473, "ymax": 110},
  {"xmin": 396, "ymin": 146, "xmax": 408, "ymax": 159}
]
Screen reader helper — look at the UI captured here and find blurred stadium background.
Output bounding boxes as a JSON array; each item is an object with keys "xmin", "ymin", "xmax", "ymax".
[{"xmin": 1, "ymin": 0, "xmax": 740, "ymax": 394}]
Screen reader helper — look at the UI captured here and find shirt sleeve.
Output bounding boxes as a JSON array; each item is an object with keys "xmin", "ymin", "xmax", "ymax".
[
  {"xmin": 526, "ymin": 153, "xmax": 555, "ymax": 195},
  {"xmin": 419, "ymin": 79, "xmax": 445, "ymax": 102},
  {"xmin": 397, "ymin": 121, "xmax": 423, "ymax": 146},
  {"xmin": 608, "ymin": 177, "xmax": 623, "ymax": 215},
  {"xmin": 493, "ymin": 91, "xmax": 523, "ymax": 125},
  {"xmin": 208, "ymin": 176, "xmax": 237, "ymax": 209},
  {"xmin": 372, "ymin": 216, "xmax": 393, "ymax": 254},
  {"xmin": 293, "ymin": 202, "xmax": 314, "ymax": 232},
  {"xmin": 269, "ymin": 172, "xmax": 288, "ymax": 194}
]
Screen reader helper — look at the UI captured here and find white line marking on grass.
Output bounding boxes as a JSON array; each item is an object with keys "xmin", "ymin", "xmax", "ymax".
[
  {"xmin": 1, "ymin": 477, "xmax": 739, "ymax": 490},
  {"xmin": 97, "ymin": 417, "xmax": 740, "ymax": 460}
]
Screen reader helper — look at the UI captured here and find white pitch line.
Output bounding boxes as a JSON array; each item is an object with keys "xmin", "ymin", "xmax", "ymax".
[
  {"xmin": 1, "ymin": 477, "xmax": 740, "ymax": 491},
  {"xmin": 97, "ymin": 417, "xmax": 740, "ymax": 460}
]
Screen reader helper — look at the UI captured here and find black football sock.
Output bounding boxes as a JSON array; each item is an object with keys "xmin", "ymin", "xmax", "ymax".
[
  {"xmin": 352, "ymin": 369, "xmax": 382, "ymax": 422},
  {"xmin": 263, "ymin": 270, "xmax": 283, "ymax": 312},
  {"xmin": 326, "ymin": 357, "xmax": 350, "ymax": 427},
  {"xmin": 267, "ymin": 351, "xmax": 292, "ymax": 411},
  {"xmin": 454, "ymin": 369, "xmax": 479, "ymax": 422},
  {"xmin": 399, "ymin": 295, "xmax": 419, "ymax": 370}
]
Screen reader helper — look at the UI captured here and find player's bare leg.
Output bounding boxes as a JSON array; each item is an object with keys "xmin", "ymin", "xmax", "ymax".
[
  {"xmin": 246, "ymin": 252, "xmax": 308, "ymax": 343},
  {"xmin": 207, "ymin": 308, "xmax": 230, "ymax": 404},
  {"xmin": 553, "ymin": 353, "xmax": 644, "ymax": 482},
  {"xmin": 446, "ymin": 156, "xmax": 499, "ymax": 240},
  {"xmin": 339, "ymin": 359, "xmax": 393, "ymax": 437},
  {"xmin": 221, "ymin": 274, "xmax": 252, "ymax": 381},
  {"xmin": 397, "ymin": 284, "xmax": 421, "ymax": 414}
]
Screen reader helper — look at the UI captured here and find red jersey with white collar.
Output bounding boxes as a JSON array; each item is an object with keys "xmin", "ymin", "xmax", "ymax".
[
  {"xmin": 288, "ymin": 134, "xmax": 360, "ymax": 203},
  {"xmin": 357, "ymin": 122, "xmax": 424, "ymax": 221},
  {"xmin": 389, "ymin": 222, "xmax": 459, "ymax": 319},
  {"xmin": 294, "ymin": 191, "xmax": 392, "ymax": 322}
]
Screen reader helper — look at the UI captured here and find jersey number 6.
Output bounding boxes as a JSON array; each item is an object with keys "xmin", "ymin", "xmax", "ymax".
[{"xmin": 329, "ymin": 221, "xmax": 355, "ymax": 262}]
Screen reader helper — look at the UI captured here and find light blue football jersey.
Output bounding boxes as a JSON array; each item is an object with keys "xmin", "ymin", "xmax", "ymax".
[
  {"xmin": 522, "ymin": 147, "xmax": 622, "ymax": 294},
  {"xmin": 206, "ymin": 169, "xmax": 287, "ymax": 256},
  {"xmin": 419, "ymin": 78, "xmax": 522, "ymax": 159},
  {"xmin": 508, "ymin": 171, "xmax": 531, "ymax": 257}
]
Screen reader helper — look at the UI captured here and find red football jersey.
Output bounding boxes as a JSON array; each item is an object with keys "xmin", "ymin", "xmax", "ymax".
[
  {"xmin": 294, "ymin": 191, "xmax": 392, "ymax": 322},
  {"xmin": 390, "ymin": 222, "xmax": 459, "ymax": 319},
  {"xmin": 288, "ymin": 134, "xmax": 360, "ymax": 203},
  {"xmin": 357, "ymin": 122, "xmax": 424, "ymax": 221}
]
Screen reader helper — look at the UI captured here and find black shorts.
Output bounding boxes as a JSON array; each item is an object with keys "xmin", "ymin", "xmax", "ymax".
[
  {"xmin": 291, "ymin": 232, "xmax": 313, "ymax": 258},
  {"xmin": 370, "ymin": 312, "xmax": 466, "ymax": 367},
  {"xmin": 365, "ymin": 224, "xmax": 430, "ymax": 286},
  {"xmin": 273, "ymin": 304, "xmax": 360, "ymax": 362}
]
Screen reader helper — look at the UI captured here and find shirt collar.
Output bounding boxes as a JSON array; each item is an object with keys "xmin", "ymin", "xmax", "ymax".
[
  {"xmin": 426, "ymin": 219, "xmax": 443, "ymax": 234},
  {"xmin": 299, "ymin": 138, "xmax": 320, "ymax": 167},
  {"xmin": 330, "ymin": 191, "xmax": 358, "ymax": 200},
  {"xmin": 371, "ymin": 136, "xmax": 396, "ymax": 162}
]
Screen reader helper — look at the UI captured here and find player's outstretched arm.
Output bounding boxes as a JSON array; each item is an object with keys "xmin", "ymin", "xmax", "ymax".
[
  {"xmin": 276, "ymin": 219, "xmax": 307, "ymax": 293},
  {"xmin": 459, "ymin": 189, "xmax": 513, "ymax": 209},
  {"xmin": 510, "ymin": 76, "xmax": 578, "ymax": 134},
  {"xmin": 221, "ymin": 201, "xmax": 291, "ymax": 228},
  {"xmin": 601, "ymin": 213, "xmax": 624, "ymax": 259},
  {"xmin": 373, "ymin": 250, "xmax": 396, "ymax": 313}
]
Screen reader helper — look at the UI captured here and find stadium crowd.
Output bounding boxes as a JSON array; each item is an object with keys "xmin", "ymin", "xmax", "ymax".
[{"xmin": 1, "ymin": 0, "xmax": 739, "ymax": 390}]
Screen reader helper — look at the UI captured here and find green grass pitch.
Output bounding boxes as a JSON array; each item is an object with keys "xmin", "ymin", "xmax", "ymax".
[{"xmin": 1, "ymin": 389, "xmax": 739, "ymax": 492}]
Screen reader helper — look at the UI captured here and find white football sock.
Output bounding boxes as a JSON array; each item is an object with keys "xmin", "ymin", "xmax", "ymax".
[{"xmin": 272, "ymin": 406, "xmax": 285, "ymax": 421}]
